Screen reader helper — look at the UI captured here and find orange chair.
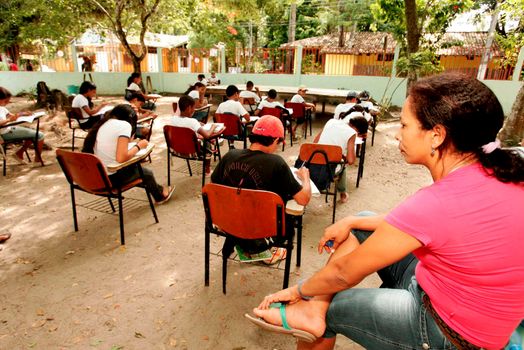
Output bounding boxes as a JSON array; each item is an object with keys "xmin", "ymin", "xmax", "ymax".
[
  {"xmin": 164, "ymin": 125, "xmax": 218, "ymax": 187},
  {"xmin": 260, "ymin": 107, "xmax": 291, "ymax": 150},
  {"xmin": 214, "ymin": 113, "xmax": 247, "ymax": 149},
  {"xmin": 284, "ymin": 102, "xmax": 312, "ymax": 139},
  {"xmin": 298, "ymin": 143, "xmax": 345, "ymax": 223},
  {"xmin": 240, "ymin": 97, "xmax": 257, "ymax": 115},
  {"xmin": 55, "ymin": 149, "xmax": 159, "ymax": 245},
  {"xmin": 202, "ymin": 183, "xmax": 294, "ymax": 294}
]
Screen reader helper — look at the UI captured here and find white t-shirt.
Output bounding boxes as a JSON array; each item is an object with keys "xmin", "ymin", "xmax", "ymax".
[
  {"xmin": 127, "ymin": 82, "xmax": 141, "ymax": 92},
  {"xmin": 168, "ymin": 116, "xmax": 201, "ymax": 134},
  {"xmin": 257, "ymin": 99, "xmax": 284, "ymax": 110},
  {"xmin": 208, "ymin": 77, "xmax": 219, "ymax": 85},
  {"xmin": 0, "ymin": 106, "xmax": 12, "ymax": 134},
  {"xmin": 239, "ymin": 90, "xmax": 261, "ymax": 103},
  {"xmin": 318, "ymin": 119, "xmax": 357, "ymax": 157},
  {"xmin": 290, "ymin": 94, "xmax": 305, "ymax": 103},
  {"xmin": 72, "ymin": 94, "xmax": 91, "ymax": 120},
  {"xmin": 188, "ymin": 90, "xmax": 199, "ymax": 100},
  {"xmin": 333, "ymin": 102, "xmax": 356, "ymax": 120},
  {"xmin": 216, "ymin": 100, "xmax": 248, "ymax": 119},
  {"xmin": 94, "ymin": 119, "xmax": 132, "ymax": 171}
]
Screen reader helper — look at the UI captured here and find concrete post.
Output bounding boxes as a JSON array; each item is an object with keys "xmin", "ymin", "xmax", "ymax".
[
  {"xmin": 295, "ymin": 45, "xmax": 303, "ymax": 85},
  {"xmin": 220, "ymin": 47, "xmax": 226, "ymax": 74},
  {"xmin": 391, "ymin": 46, "xmax": 400, "ymax": 78},
  {"xmin": 512, "ymin": 46, "xmax": 524, "ymax": 82},
  {"xmin": 157, "ymin": 47, "xmax": 165, "ymax": 92},
  {"xmin": 70, "ymin": 42, "xmax": 79, "ymax": 72}
]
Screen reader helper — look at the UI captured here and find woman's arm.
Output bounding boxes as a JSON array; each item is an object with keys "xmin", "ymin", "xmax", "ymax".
[
  {"xmin": 115, "ymin": 136, "xmax": 149, "ymax": 163},
  {"xmin": 258, "ymin": 221, "xmax": 422, "ymax": 308},
  {"xmin": 0, "ymin": 112, "xmax": 19, "ymax": 126},
  {"xmin": 82, "ymin": 102, "xmax": 108, "ymax": 116}
]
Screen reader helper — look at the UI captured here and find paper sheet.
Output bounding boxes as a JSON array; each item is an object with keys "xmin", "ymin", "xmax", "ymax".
[{"xmin": 290, "ymin": 166, "xmax": 320, "ymax": 197}]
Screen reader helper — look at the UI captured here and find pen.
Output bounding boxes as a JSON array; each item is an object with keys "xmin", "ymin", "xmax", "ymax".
[{"xmin": 324, "ymin": 240, "xmax": 335, "ymax": 253}]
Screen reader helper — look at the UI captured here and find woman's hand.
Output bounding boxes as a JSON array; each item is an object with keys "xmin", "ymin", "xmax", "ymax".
[
  {"xmin": 317, "ymin": 217, "xmax": 354, "ymax": 254},
  {"xmin": 137, "ymin": 139, "xmax": 148, "ymax": 149},
  {"xmin": 257, "ymin": 286, "xmax": 301, "ymax": 310}
]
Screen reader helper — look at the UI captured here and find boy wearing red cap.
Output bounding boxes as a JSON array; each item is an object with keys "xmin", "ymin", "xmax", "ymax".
[{"xmin": 211, "ymin": 115, "xmax": 312, "ymax": 262}]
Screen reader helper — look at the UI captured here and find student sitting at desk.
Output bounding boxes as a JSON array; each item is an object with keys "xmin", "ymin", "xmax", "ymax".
[
  {"xmin": 72, "ymin": 81, "xmax": 108, "ymax": 129},
  {"xmin": 168, "ymin": 95, "xmax": 220, "ymax": 175},
  {"xmin": 240, "ymin": 81, "xmax": 261, "ymax": 104},
  {"xmin": 290, "ymin": 85, "xmax": 316, "ymax": 140},
  {"xmin": 126, "ymin": 73, "xmax": 157, "ymax": 111},
  {"xmin": 296, "ymin": 113, "xmax": 368, "ymax": 203},
  {"xmin": 184, "ymin": 82, "xmax": 209, "ymax": 122},
  {"xmin": 255, "ymin": 89, "xmax": 285, "ymax": 116},
  {"xmin": 216, "ymin": 85, "xmax": 250, "ymax": 123},
  {"xmin": 126, "ymin": 92, "xmax": 157, "ymax": 140},
  {"xmin": 0, "ymin": 87, "xmax": 45, "ymax": 164},
  {"xmin": 211, "ymin": 115, "xmax": 311, "ymax": 263},
  {"xmin": 82, "ymin": 104, "xmax": 174, "ymax": 205}
]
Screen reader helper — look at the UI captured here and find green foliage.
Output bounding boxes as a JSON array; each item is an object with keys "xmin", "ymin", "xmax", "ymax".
[{"xmin": 395, "ymin": 50, "xmax": 443, "ymax": 78}]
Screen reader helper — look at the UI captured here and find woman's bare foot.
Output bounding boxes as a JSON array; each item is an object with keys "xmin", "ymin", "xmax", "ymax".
[
  {"xmin": 253, "ymin": 300, "xmax": 327, "ymax": 338},
  {"xmin": 339, "ymin": 192, "xmax": 349, "ymax": 203}
]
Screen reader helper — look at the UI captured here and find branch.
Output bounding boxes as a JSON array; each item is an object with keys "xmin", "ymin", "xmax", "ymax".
[{"xmin": 87, "ymin": 0, "xmax": 118, "ymax": 30}]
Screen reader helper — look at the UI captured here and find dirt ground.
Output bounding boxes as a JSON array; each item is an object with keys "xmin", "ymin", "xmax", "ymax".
[{"xmin": 0, "ymin": 95, "xmax": 431, "ymax": 350}]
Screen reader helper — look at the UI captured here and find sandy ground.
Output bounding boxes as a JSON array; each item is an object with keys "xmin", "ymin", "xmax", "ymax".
[{"xmin": 0, "ymin": 96, "xmax": 432, "ymax": 350}]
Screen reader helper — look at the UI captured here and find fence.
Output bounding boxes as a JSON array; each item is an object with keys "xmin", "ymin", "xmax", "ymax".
[{"xmin": 17, "ymin": 44, "xmax": 524, "ymax": 81}]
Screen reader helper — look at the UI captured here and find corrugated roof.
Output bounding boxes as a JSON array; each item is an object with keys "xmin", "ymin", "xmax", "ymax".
[{"xmin": 282, "ymin": 31, "xmax": 502, "ymax": 56}]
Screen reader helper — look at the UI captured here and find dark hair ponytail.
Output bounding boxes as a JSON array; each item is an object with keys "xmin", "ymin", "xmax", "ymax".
[
  {"xmin": 82, "ymin": 104, "xmax": 137, "ymax": 154},
  {"xmin": 127, "ymin": 73, "xmax": 141, "ymax": 87},
  {"xmin": 409, "ymin": 73, "xmax": 524, "ymax": 184},
  {"xmin": 475, "ymin": 147, "xmax": 524, "ymax": 183},
  {"xmin": 184, "ymin": 82, "xmax": 205, "ymax": 95}
]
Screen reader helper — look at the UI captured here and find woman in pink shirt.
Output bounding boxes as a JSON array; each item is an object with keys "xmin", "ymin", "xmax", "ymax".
[{"xmin": 246, "ymin": 73, "xmax": 524, "ymax": 350}]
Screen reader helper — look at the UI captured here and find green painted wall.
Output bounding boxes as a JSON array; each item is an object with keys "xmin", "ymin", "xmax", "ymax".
[{"xmin": 0, "ymin": 72, "xmax": 520, "ymax": 113}]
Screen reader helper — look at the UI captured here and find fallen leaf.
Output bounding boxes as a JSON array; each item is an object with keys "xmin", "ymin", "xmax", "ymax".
[
  {"xmin": 124, "ymin": 275, "xmax": 132, "ymax": 281},
  {"xmin": 65, "ymin": 250, "xmax": 75, "ymax": 255},
  {"xmin": 46, "ymin": 316, "xmax": 55, "ymax": 321},
  {"xmin": 134, "ymin": 331, "xmax": 145, "ymax": 338},
  {"xmin": 89, "ymin": 339, "xmax": 103, "ymax": 347},
  {"xmin": 103, "ymin": 293, "xmax": 113, "ymax": 299},
  {"xmin": 110, "ymin": 345, "xmax": 123, "ymax": 350},
  {"xmin": 202, "ymin": 335, "xmax": 209, "ymax": 341},
  {"xmin": 48, "ymin": 325, "xmax": 58, "ymax": 332},
  {"xmin": 36, "ymin": 308, "xmax": 45, "ymax": 316},
  {"xmin": 28, "ymin": 342, "xmax": 37, "ymax": 348},
  {"xmin": 31, "ymin": 319, "xmax": 46, "ymax": 328}
]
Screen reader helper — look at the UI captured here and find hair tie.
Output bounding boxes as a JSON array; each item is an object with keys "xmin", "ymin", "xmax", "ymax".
[{"xmin": 481, "ymin": 139, "xmax": 501, "ymax": 154}]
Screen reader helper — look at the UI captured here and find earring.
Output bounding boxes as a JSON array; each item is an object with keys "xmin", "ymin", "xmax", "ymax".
[{"xmin": 431, "ymin": 147, "xmax": 435, "ymax": 156}]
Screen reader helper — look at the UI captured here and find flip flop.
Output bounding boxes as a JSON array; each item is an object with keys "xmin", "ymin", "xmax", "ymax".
[
  {"xmin": 156, "ymin": 185, "xmax": 175, "ymax": 205},
  {"xmin": 245, "ymin": 302, "xmax": 317, "ymax": 343}
]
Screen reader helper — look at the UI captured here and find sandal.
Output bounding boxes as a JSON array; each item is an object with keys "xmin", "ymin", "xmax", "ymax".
[
  {"xmin": 245, "ymin": 302, "xmax": 317, "ymax": 343},
  {"xmin": 156, "ymin": 185, "xmax": 175, "ymax": 205},
  {"xmin": 263, "ymin": 248, "xmax": 287, "ymax": 265}
]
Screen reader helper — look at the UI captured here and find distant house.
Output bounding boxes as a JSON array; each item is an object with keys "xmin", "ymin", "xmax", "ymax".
[
  {"xmin": 282, "ymin": 32, "xmax": 508, "ymax": 79},
  {"xmin": 75, "ymin": 31, "xmax": 189, "ymax": 73}
]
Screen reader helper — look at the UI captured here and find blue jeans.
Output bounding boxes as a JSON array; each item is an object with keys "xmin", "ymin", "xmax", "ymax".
[
  {"xmin": 323, "ymin": 211, "xmax": 456, "ymax": 350},
  {"xmin": 1, "ymin": 126, "xmax": 44, "ymax": 141}
]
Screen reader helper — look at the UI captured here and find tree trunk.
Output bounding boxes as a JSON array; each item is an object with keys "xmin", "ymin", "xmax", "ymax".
[
  {"xmin": 132, "ymin": 57, "xmax": 142, "ymax": 74},
  {"xmin": 404, "ymin": 0, "xmax": 420, "ymax": 93},
  {"xmin": 498, "ymin": 83, "xmax": 524, "ymax": 145}
]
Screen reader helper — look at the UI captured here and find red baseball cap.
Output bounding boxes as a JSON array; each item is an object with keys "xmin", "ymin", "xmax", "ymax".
[{"xmin": 252, "ymin": 115, "xmax": 284, "ymax": 138}]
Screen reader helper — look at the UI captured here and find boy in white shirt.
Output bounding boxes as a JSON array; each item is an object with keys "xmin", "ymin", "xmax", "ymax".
[
  {"xmin": 289, "ymin": 85, "xmax": 315, "ymax": 140},
  {"xmin": 216, "ymin": 85, "xmax": 250, "ymax": 123},
  {"xmin": 333, "ymin": 91, "xmax": 358, "ymax": 119}
]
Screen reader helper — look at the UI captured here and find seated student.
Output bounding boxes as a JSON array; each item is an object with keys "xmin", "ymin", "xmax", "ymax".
[
  {"xmin": 184, "ymin": 82, "xmax": 209, "ymax": 122},
  {"xmin": 196, "ymin": 74, "xmax": 208, "ymax": 86},
  {"xmin": 207, "ymin": 72, "xmax": 220, "ymax": 86},
  {"xmin": 168, "ymin": 95, "xmax": 220, "ymax": 175},
  {"xmin": 72, "ymin": 81, "xmax": 108, "ymax": 130},
  {"xmin": 290, "ymin": 85, "xmax": 316, "ymax": 140},
  {"xmin": 126, "ymin": 73, "xmax": 157, "ymax": 110},
  {"xmin": 82, "ymin": 104, "xmax": 174, "ymax": 204},
  {"xmin": 211, "ymin": 115, "xmax": 312, "ymax": 263},
  {"xmin": 0, "ymin": 87, "xmax": 45, "ymax": 164},
  {"xmin": 255, "ymin": 89, "xmax": 285, "ymax": 116},
  {"xmin": 358, "ymin": 90, "xmax": 380, "ymax": 122},
  {"xmin": 296, "ymin": 113, "xmax": 368, "ymax": 203},
  {"xmin": 333, "ymin": 91, "xmax": 358, "ymax": 119},
  {"xmin": 126, "ymin": 92, "xmax": 157, "ymax": 140},
  {"xmin": 240, "ymin": 81, "xmax": 261, "ymax": 104},
  {"xmin": 216, "ymin": 85, "xmax": 250, "ymax": 123}
]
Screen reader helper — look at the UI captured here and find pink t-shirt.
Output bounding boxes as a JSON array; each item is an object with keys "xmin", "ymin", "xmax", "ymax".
[{"xmin": 386, "ymin": 163, "xmax": 524, "ymax": 349}]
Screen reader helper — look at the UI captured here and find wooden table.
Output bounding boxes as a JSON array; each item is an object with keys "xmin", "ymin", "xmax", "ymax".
[{"xmin": 207, "ymin": 84, "xmax": 352, "ymax": 115}]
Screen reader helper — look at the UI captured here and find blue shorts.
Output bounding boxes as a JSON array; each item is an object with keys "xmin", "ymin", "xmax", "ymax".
[
  {"xmin": 1, "ymin": 126, "xmax": 44, "ymax": 142},
  {"xmin": 323, "ymin": 211, "xmax": 456, "ymax": 349}
]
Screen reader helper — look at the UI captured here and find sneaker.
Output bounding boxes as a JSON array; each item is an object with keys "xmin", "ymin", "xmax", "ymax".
[
  {"xmin": 263, "ymin": 247, "xmax": 287, "ymax": 265},
  {"xmin": 235, "ymin": 246, "xmax": 273, "ymax": 263}
]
